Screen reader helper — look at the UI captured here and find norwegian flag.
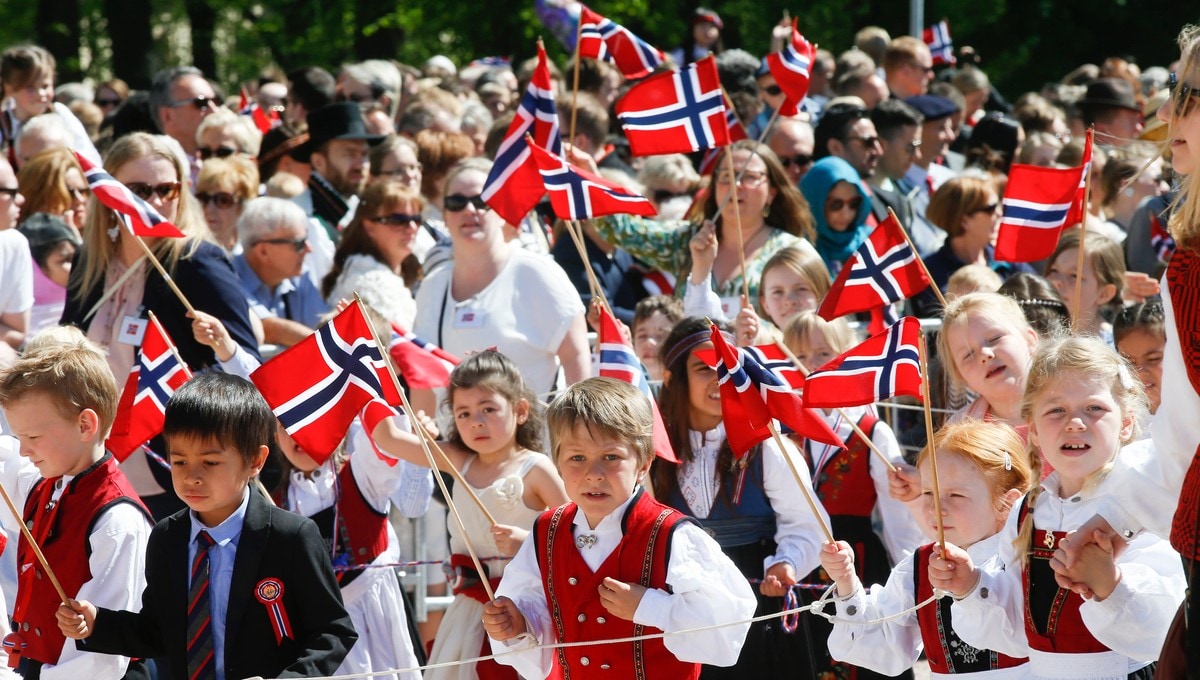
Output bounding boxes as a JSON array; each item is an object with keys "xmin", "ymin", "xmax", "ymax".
[
  {"xmin": 251, "ymin": 300, "xmax": 402, "ymax": 463},
  {"xmin": 818, "ymin": 213, "xmax": 931, "ymax": 322},
  {"xmin": 804, "ymin": 317, "xmax": 924, "ymax": 409},
  {"xmin": 923, "ymin": 20, "xmax": 955, "ymax": 66},
  {"xmin": 388, "ymin": 322, "xmax": 460, "ymax": 390},
  {"xmin": 698, "ymin": 95, "xmax": 748, "ymax": 175},
  {"xmin": 641, "ymin": 269, "xmax": 675, "ymax": 296},
  {"xmin": 1150, "ymin": 209, "xmax": 1176, "ymax": 263},
  {"xmin": 74, "ymin": 152, "xmax": 185, "ymax": 238},
  {"xmin": 527, "ymin": 140, "xmax": 656, "ymax": 219},
  {"xmin": 106, "ymin": 315, "xmax": 192, "ymax": 461},
  {"xmin": 482, "ymin": 42, "xmax": 562, "ymax": 227},
  {"xmin": 695, "ymin": 343, "xmax": 805, "ymax": 391},
  {"xmin": 995, "ymin": 129, "xmax": 1092, "ymax": 262},
  {"xmin": 709, "ymin": 324, "xmax": 843, "ymax": 457},
  {"xmin": 597, "ymin": 307, "xmax": 678, "ymax": 462},
  {"xmin": 238, "ymin": 87, "xmax": 278, "ymax": 134},
  {"xmin": 615, "ymin": 55, "xmax": 730, "ymax": 156},
  {"xmin": 577, "ymin": 6, "xmax": 666, "ymax": 80},
  {"xmin": 765, "ymin": 20, "xmax": 817, "ymax": 117}
]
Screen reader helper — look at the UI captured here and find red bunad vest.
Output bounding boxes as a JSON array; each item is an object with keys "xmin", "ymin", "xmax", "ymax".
[{"xmin": 1168, "ymin": 245, "xmax": 1200, "ymax": 560}]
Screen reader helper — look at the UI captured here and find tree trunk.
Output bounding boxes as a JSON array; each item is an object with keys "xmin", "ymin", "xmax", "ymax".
[
  {"xmin": 186, "ymin": 0, "xmax": 217, "ymax": 80},
  {"xmin": 36, "ymin": 0, "xmax": 82, "ymax": 83},
  {"xmin": 104, "ymin": 0, "xmax": 153, "ymax": 88},
  {"xmin": 354, "ymin": 0, "xmax": 400, "ymax": 61}
]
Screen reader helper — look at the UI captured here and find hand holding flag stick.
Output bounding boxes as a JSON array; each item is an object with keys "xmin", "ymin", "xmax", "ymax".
[
  {"xmin": 130, "ymin": 226, "xmax": 197, "ymax": 316},
  {"xmin": 916, "ymin": 331, "xmax": 946, "ymax": 553}
]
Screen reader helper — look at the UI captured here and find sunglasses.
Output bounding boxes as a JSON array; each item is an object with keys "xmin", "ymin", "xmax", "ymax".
[
  {"xmin": 763, "ymin": 84, "xmax": 783, "ymax": 97},
  {"xmin": 371, "ymin": 213, "xmax": 421, "ymax": 227},
  {"xmin": 68, "ymin": 186, "xmax": 91, "ymax": 200},
  {"xmin": 95, "ymin": 98, "xmax": 121, "ymax": 107},
  {"xmin": 167, "ymin": 96, "xmax": 212, "ymax": 110},
  {"xmin": 847, "ymin": 135, "xmax": 881, "ymax": 148},
  {"xmin": 443, "ymin": 193, "xmax": 490, "ymax": 212},
  {"xmin": 256, "ymin": 237, "xmax": 308, "ymax": 252},
  {"xmin": 195, "ymin": 191, "xmax": 241, "ymax": 209},
  {"xmin": 1169, "ymin": 71, "xmax": 1200, "ymax": 118},
  {"xmin": 126, "ymin": 182, "xmax": 181, "ymax": 201},
  {"xmin": 971, "ymin": 202, "xmax": 1000, "ymax": 215},
  {"xmin": 904, "ymin": 140, "xmax": 922, "ymax": 153},
  {"xmin": 779, "ymin": 153, "xmax": 813, "ymax": 169},
  {"xmin": 653, "ymin": 189, "xmax": 692, "ymax": 203},
  {"xmin": 0, "ymin": 187, "xmax": 18, "ymax": 198},
  {"xmin": 827, "ymin": 196, "xmax": 864, "ymax": 212},
  {"xmin": 198, "ymin": 146, "xmax": 238, "ymax": 160}
]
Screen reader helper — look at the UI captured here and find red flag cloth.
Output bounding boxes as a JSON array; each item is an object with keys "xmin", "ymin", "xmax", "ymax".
[
  {"xmin": 923, "ymin": 20, "xmax": 955, "ymax": 66},
  {"xmin": 388, "ymin": 322, "xmax": 460, "ymax": 390},
  {"xmin": 614, "ymin": 55, "xmax": 730, "ymax": 156},
  {"xmin": 804, "ymin": 317, "xmax": 924, "ymax": 409},
  {"xmin": 74, "ymin": 152, "xmax": 185, "ymax": 238},
  {"xmin": 994, "ymin": 129, "xmax": 1092, "ymax": 263},
  {"xmin": 697, "ymin": 94, "xmax": 748, "ymax": 175},
  {"xmin": 238, "ymin": 87, "xmax": 277, "ymax": 134},
  {"xmin": 577, "ymin": 6, "xmax": 666, "ymax": 79},
  {"xmin": 596, "ymin": 307, "xmax": 678, "ymax": 462},
  {"xmin": 818, "ymin": 213, "xmax": 931, "ymax": 321},
  {"xmin": 250, "ymin": 300, "xmax": 402, "ymax": 463},
  {"xmin": 527, "ymin": 140, "xmax": 656, "ymax": 220},
  {"xmin": 709, "ymin": 324, "xmax": 842, "ymax": 458},
  {"xmin": 765, "ymin": 20, "xmax": 816, "ymax": 117},
  {"xmin": 694, "ymin": 344, "xmax": 805, "ymax": 391},
  {"xmin": 106, "ymin": 316, "xmax": 192, "ymax": 461},
  {"xmin": 481, "ymin": 42, "xmax": 561, "ymax": 227}
]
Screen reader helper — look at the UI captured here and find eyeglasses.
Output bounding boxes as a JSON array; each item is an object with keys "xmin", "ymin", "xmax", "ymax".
[
  {"xmin": 846, "ymin": 135, "xmax": 881, "ymax": 148},
  {"xmin": 95, "ymin": 98, "xmax": 121, "ymax": 107},
  {"xmin": 370, "ymin": 213, "xmax": 421, "ymax": 227},
  {"xmin": 827, "ymin": 196, "xmax": 864, "ymax": 212},
  {"xmin": 126, "ymin": 182, "xmax": 181, "ymax": 201},
  {"xmin": 197, "ymin": 146, "xmax": 238, "ymax": 160},
  {"xmin": 195, "ymin": 191, "xmax": 241, "ymax": 209},
  {"xmin": 715, "ymin": 170, "xmax": 768, "ymax": 187},
  {"xmin": 779, "ymin": 153, "xmax": 813, "ymax": 169},
  {"xmin": 763, "ymin": 84, "xmax": 783, "ymax": 97},
  {"xmin": 255, "ymin": 237, "xmax": 308, "ymax": 252},
  {"xmin": 444, "ymin": 194, "xmax": 490, "ymax": 212},
  {"xmin": 971, "ymin": 202, "xmax": 1000, "ymax": 215},
  {"xmin": 653, "ymin": 189, "xmax": 693, "ymax": 203},
  {"xmin": 67, "ymin": 186, "xmax": 91, "ymax": 200},
  {"xmin": 1169, "ymin": 71, "xmax": 1200, "ymax": 118},
  {"xmin": 341, "ymin": 92, "xmax": 376, "ymax": 104},
  {"xmin": 377, "ymin": 163, "xmax": 421, "ymax": 177},
  {"xmin": 904, "ymin": 140, "xmax": 922, "ymax": 154},
  {"xmin": 0, "ymin": 187, "xmax": 18, "ymax": 198},
  {"xmin": 167, "ymin": 96, "xmax": 212, "ymax": 110}
]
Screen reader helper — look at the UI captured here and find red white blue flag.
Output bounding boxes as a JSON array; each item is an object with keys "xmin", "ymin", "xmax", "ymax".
[
  {"xmin": 388, "ymin": 322, "xmax": 459, "ymax": 390},
  {"xmin": 923, "ymin": 20, "xmax": 955, "ymax": 66},
  {"xmin": 698, "ymin": 94, "xmax": 749, "ymax": 175},
  {"xmin": 765, "ymin": 20, "xmax": 816, "ymax": 117},
  {"xmin": 804, "ymin": 317, "xmax": 924, "ymax": 408},
  {"xmin": 818, "ymin": 213, "xmax": 930, "ymax": 321},
  {"xmin": 239, "ymin": 87, "xmax": 278, "ymax": 134},
  {"xmin": 251, "ymin": 300, "xmax": 402, "ymax": 463},
  {"xmin": 695, "ymin": 343, "xmax": 805, "ymax": 391},
  {"xmin": 994, "ymin": 129, "xmax": 1092, "ymax": 263},
  {"xmin": 577, "ymin": 6, "xmax": 666, "ymax": 80},
  {"xmin": 1150, "ymin": 209, "xmax": 1176, "ymax": 263},
  {"xmin": 482, "ymin": 41, "xmax": 562, "ymax": 227},
  {"xmin": 597, "ymin": 306, "xmax": 678, "ymax": 462},
  {"xmin": 615, "ymin": 55, "xmax": 730, "ymax": 156},
  {"xmin": 527, "ymin": 140, "xmax": 656, "ymax": 220},
  {"xmin": 106, "ymin": 314, "xmax": 192, "ymax": 461},
  {"xmin": 74, "ymin": 152, "xmax": 185, "ymax": 238}
]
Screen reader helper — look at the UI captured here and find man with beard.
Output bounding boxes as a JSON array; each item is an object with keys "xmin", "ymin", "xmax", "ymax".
[{"xmin": 291, "ymin": 102, "xmax": 384, "ymax": 240}]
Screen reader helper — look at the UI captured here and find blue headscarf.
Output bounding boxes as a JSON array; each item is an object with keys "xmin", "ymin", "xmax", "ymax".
[{"xmin": 799, "ymin": 156, "xmax": 873, "ymax": 274}]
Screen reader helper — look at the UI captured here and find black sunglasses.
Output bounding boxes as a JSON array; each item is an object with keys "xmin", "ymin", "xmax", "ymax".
[
  {"xmin": 95, "ymin": 98, "xmax": 121, "ymax": 107},
  {"xmin": 198, "ymin": 146, "xmax": 238, "ymax": 160},
  {"xmin": 827, "ymin": 196, "xmax": 864, "ymax": 212},
  {"xmin": 195, "ymin": 191, "xmax": 241, "ymax": 209},
  {"xmin": 652, "ymin": 189, "xmax": 692, "ymax": 203},
  {"xmin": 847, "ymin": 135, "xmax": 881, "ymax": 148},
  {"xmin": 779, "ymin": 153, "xmax": 813, "ymax": 169},
  {"xmin": 68, "ymin": 186, "xmax": 91, "ymax": 200},
  {"xmin": 371, "ymin": 213, "xmax": 421, "ymax": 226},
  {"xmin": 168, "ymin": 96, "xmax": 212, "ymax": 110},
  {"xmin": 971, "ymin": 202, "xmax": 1000, "ymax": 215},
  {"xmin": 764, "ymin": 84, "xmax": 783, "ymax": 97},
  {"xmin": 126, "ymin": 182, "xmax": 181, "ymax": 201},
  {"xmin": 0, "ymin": 187, "xmax": 19, "ymax": 198},
  {"xmin": 256, "ymin": 237, "xmax": 308, "ymax": 252},
  {"xmin": 1169, "ymin": 71, "xmax": 1200, "ymax": 118},
  {"xmin": 444, "ymin": 193, "xmax": 489, "ymax": 212}
]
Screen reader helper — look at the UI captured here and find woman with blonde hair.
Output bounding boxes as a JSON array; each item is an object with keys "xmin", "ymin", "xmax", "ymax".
[
  {"xmin": 15, "ymin": 146, "xmax": 90, "ymax": 231},
  {"xmin": 194, "ymin": 155, "xmax": 259, "ymax": 251}
]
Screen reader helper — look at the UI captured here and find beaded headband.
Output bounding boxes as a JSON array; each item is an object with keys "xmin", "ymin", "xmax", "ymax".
[
  {"xmin": 663, "ymin": 329, "xmax": 735, "ymax": 369},
  {"xmin": 1015, "ymin": 297, "xmax": 1068, "ymax": 312}
]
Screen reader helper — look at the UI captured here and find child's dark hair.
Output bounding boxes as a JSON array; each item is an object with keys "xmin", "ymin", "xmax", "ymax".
[
  {"xmin": 1113, "ymin": 300, "xmax": 1166, "ymax": 345},
  {"xmin": 163, "ymin": 373, "xmax": 275, "ymax": 465},
  {"xmin": 632, "ymin": 295, "xmax": 684, "ymax": 334},
  {"xmin": 997, "ymin": 272, "xmax": 1070, "ymax": 339},
  {"xmin": 443, "ymin": 349, "xmax": 544, "ymax": 452}
]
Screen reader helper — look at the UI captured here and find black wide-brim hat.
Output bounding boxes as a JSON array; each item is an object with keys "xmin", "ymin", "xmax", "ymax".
[
  {"xmin": 291, "ymin": 102, "xmax": 386, "ymax": 162},
  {"xmin": 1078, "ymin": 78, "xmax": 1141, "ymax": 113}
]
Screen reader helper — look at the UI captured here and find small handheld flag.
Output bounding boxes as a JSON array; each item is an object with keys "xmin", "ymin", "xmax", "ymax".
[{"xmin": 615, "ymin": 55, "xmax": 730, "ymax": 156}]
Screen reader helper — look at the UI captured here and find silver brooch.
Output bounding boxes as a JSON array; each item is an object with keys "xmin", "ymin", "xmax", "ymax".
[{"xmin": 576, "ymin": 533, "xmax": 598, "ymax": 550}]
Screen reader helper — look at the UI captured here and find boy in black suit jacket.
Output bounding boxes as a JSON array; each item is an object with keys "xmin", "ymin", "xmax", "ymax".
[{"xmin": 57, "ymin": 373, "xmax": 357, "ymax": 680}]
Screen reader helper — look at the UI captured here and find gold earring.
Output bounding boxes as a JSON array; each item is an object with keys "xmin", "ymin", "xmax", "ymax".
[{"xmin": 762, "ymin": 202, "xmax": 771, "ymax": 218}]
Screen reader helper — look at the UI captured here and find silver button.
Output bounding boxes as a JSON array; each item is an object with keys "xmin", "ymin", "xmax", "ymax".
[
  {"xmin": 601, "ymin": 664, "xmax": 611, "ymax": 669},
  {"xmin": 568, "ymin": 577, "xmax": 578, "ymax": 585},
  {"xmin": 22, "ymin": 623, "xmax": 28, "ymax": 632},
  {"xmin": 1123, "ymin": 529, "xmax": 1135, "ymax": 539},
  {"xmin": 846, "ymin": 605, "xmax": 857, "ymax": 616},
  {"xmin": 33, "ymin": 628, "xmax": 40, "ymax": 637},
  {"xmin": 980, "ymin": 587, "xmax": 990, "ymax": 599},
  {"xmin": 358, "ymin": 547, "xmax": 367, "ymax": 555},
  {"xmin": 580, "ymin": 657, "xmax": 590, "ymax": 666},
  {"xmin": 1071, "ymin": 496, "xmax": 1080, "ymax": 503},
  {"xmin": 596, "ymin": 616, "xmax": 606, "ymax": 624},
  {"xmin": 577, "ymin": 613, "xmax": 586, "ymax": 622}
]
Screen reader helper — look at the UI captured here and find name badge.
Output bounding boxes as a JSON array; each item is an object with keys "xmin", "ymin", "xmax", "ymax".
[
  {"xmin": 117, "ymin": 316, "xmax": 148, "ymax": 345},
  {"xmin": 719, "ymin": 296, "xmax": 741, "ymax": 318},
  {"xmin": 453, "ymin": 308, "xmax": 485, "ymax": 329}
]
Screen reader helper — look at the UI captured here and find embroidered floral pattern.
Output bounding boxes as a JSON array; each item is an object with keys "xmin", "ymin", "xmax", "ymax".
[{"xmin": 491, "ymin": 475, "xmax": 524, "ymax": 508}]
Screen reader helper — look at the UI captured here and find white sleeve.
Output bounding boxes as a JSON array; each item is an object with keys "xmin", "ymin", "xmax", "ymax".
[
  {"xmin": 760, "ymin": 435, "xmax": 830, "ymax": 577},
  {"xmin": 490, "ymin": 535, "xmax": 556, "ymax": 680},
  {"xmin": 868, "ymin": 422, "xmax": 925, "ymax": 564},
  {"xmin": 0, "ymin": 437, "xmax": 40, "ymax": 537},
  {"xmin": 827, "ymin": 553, "xmax": 923, "ymax": 676},
  {"xmin": 1079, "ymin": 532, "xmax": 1186, "ymax": 662},
  {"xmin": 681, "ymin": 277, "xmax": 726, "ymax": 321},
  {"xmin": 41, "ymin": 503, "xmax": 151, "ymax": 680},
  {"xmin": 633, "ymin": 523, "xmax": 756, "ymax": 666},
  {"xmin": 0, "ymin": 234, "xmax": 32, "ymax": 314},
  {"xmin": 216, "ymin": 343, "xmax": 261, "ymax": 381},
  {"xmin": 51, "ymin": 102, "xmax": 101, "ymax": 167},
  {"xmin": 347, "ymin": 417, "xmax": 434, "ymax": 518},
  {"xmin": 947, "ymin": 506, "xmax": 1030, "ymax": 659}
]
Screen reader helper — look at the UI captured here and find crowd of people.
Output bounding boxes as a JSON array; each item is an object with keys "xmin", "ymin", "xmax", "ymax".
[{"xmin": 0, "ymin": 7, "xmax": 1196, "ymax": 679}]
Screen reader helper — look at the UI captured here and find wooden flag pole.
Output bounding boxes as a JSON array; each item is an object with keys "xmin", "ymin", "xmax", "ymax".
[
  {"xmin": 568, "ymin": 23, "xmax": 584, "ymax": 150},
  {"xmin": 721, "ymin": 149, "xmax": 753, "ymax": 304},
  {"xmin": 0, "ymin": 483, "xmax": 69, "ymax": 605},
  {"xmin": 566, "ymin": 220, "xmax": 613, "ymax": 315},
  {"xmin": 767, "ymin": 422, "xmax": 834, "ymax": 544},
  {"xmin": 1071, "ymin": 134, "xmax": 1095, "ymax": 333},
  {"xmin": 917, "ymin": 331, "xmax": 946, "ymax": 553},
  {"xmin": 355, "ymin": 296, "xmax": 499, "ymax": 600},
  {"xmin": 773, "ymin": 340, "xmax": 897, "ymax": 473},
  {"xmin": 888, "ymin": 207, "xmax": 947, "ymax": 308},
  {"xmin": 131, "ymin": 232, "xmax": 197, "ymax": 316}
]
